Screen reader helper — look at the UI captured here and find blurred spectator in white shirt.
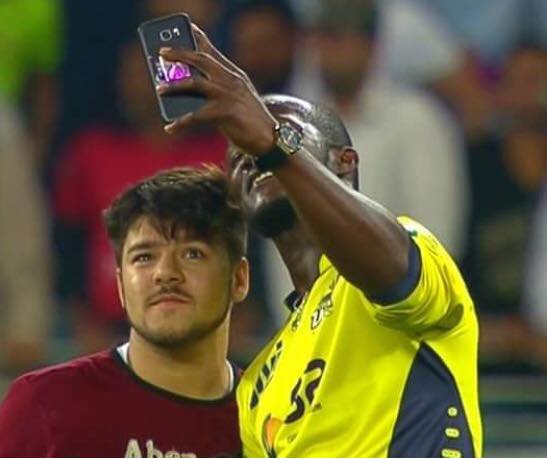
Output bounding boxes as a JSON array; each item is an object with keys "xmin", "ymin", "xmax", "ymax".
[
  {"xmin": 296, "ymin": 0, "xmax": 469, "ymax": 258},
  {"xmin": 417, "ymin": 0, "xmax": 547, "ymax": 67},
  {"xmin": 0, "ymin": 101, "xmax": 53, "ymax": 376},
  {"xmin": 263, "ymin": 0, "xmax": 470, "ymax": 325}
]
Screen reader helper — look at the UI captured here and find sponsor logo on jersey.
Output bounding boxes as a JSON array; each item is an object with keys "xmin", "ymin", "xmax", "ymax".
[
  {"xmin": 310, "ymin": 294, "xmax": 333, "ymax": 330},
  {"xmin": 290, "ymin": 292, "xmax": 309, "ymax": 331},
  {"xmin": 310, "ymin": 275, "xmax": 338, "ymax": 330},
  {"xmin": 124, "ymin": 439, "xmax": 195, "ymax": 458},
  {"xmin": 261, "ymin": 414, "xmax": 283, "ymax": 458},
  {"xmin": 290, "ymin": 305, "xmax": 303, "ymax": 331},
  {"xmin": 250, "ymin": 340, "xmax": 283, "ymax": 409}
]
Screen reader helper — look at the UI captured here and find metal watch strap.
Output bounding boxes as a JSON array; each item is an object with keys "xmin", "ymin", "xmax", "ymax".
[{"xmin": 255, "ymin": 145, "xmax": 289, "ymax": 172}]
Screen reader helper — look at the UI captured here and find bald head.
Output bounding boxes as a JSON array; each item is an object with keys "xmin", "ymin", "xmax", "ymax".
[{"xmin": 262, "ymin": 94, "xmax": 353, "ymax": 164}]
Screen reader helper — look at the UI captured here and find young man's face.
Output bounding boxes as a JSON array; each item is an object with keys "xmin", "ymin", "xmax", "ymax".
[{"xmin": 116, "ymin": 216, "xmax": 248, "ymax": 347}]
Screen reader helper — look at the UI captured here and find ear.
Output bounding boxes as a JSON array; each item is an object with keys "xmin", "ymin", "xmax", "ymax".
[
  {"xmin": 231, "ymin": 257, "xmax": 250, "ymax": 304},
  {"xmin": 328, "ymin": 147, "xmax": 359, "ymax": 188},
  {"xmin": 116, "ymin": 267, "xmax": 126, "ymax": 310}
]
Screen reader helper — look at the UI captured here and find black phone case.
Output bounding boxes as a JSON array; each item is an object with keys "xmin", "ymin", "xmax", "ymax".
[{"xmin": 138, "ymin": 13, "xmax": 206, "ymax": 122}]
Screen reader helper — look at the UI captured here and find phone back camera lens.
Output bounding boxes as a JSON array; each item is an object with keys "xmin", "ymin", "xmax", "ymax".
[{"xmin": 160, "ymin": 30, "xmax": 172, "ymax": 41}]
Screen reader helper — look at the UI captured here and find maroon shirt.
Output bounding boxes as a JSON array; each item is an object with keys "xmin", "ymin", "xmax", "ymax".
[{"xmin": 0, "ymin": 349, "xmax": 241, "ymax": 457}]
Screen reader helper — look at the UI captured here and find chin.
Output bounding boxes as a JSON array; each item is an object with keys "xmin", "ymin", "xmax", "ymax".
[
  {"xmin": 128, "ymin": 301, "xmax": 232, "ymax": 348},
  {"xmin": 249, "ymin": 197, "xmax": 297, "ymax": 238},
  {"xmin": 139, "ymin": 326, "xmax": 194, "ymax": 348},
  {"xmin": 128, "ymin": 313, "xmax": 193, "ymax": 348}
]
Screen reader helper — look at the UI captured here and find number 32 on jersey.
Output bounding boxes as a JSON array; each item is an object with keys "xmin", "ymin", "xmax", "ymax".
[{"xmin": 261, "ymin": 359, "xmax": 326, "ymax": 457}]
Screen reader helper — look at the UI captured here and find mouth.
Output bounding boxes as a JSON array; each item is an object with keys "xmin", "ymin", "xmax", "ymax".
[
  {"xmin": 149, "ymin": 294, "xmax": 191, "ymax": 308},
  {"xmin": 248, "ymin": 171, "xmax": 274, "ymax": 192}
]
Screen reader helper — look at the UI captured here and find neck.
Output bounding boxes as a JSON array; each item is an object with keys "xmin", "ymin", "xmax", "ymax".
[
  {"xmin": 127, "ymin": 320, "xmax": 231, "ymax": 400},
  {"xmin": 272, "ymin": 221, "xmax": 321, "ymax": 295}
]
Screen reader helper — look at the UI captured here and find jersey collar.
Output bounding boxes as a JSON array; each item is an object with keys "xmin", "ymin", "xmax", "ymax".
[{"xmin": 284, "ymin": 255, "xmax": 333, "ymax": 312}]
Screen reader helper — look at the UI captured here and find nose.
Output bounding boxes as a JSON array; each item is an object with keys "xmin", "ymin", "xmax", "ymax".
[
  {"xmin": 152, "ymin": 252, "xmax": 183, "ymax": 286},
  {"xmin": 242, "ymin": 154, "xmax": 256, "ymax": 171},
  {"xmin": 237, "ymin": 154, "xmax": 258, "ymax": 183},
  {"xmin": 234, "ymin": 154, "xmax": 256, "ymax": 176},
  {"xmin": 229, "ymin": 154, "xmax": 256, "ymax": 201}
]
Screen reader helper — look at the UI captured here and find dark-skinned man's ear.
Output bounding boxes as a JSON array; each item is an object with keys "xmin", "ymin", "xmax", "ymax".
[{"xmin": 328, "ymin": 148, "xmax": 359, "ymax": 188}]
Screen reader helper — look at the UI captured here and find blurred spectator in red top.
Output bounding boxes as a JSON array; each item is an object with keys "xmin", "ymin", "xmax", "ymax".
[{"xmin": 52, "ymin": 40, "xmax": 226, "ymax": 352}]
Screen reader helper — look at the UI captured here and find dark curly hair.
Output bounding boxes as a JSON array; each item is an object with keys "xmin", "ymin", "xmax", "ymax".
[{"xmin": 103, "ymin": 166, "xmax": 247, "ymax": 266}]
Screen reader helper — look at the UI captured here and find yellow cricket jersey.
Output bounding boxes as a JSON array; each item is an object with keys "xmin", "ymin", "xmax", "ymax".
[{"xmin": 237, "ymin": 217, "xmax": 482, "ymax": 457}]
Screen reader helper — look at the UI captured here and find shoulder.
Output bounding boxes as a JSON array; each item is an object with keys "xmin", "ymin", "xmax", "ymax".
[
  {"xmin": 398, "ymin": 216, "xmax": 472, "ymax": 304},
  {"xmin": 9, "ymin": 349, "xmax": 119, "ymax": 401},
  {"xmin": 0, "ymin": 350, "xmax": 124, "ymax": 456},
  {"xmin": 397, "ymin": 216, "xmax": 435, "ymax": 238},
  {"xmin": 397, "ymin": 216, "xmax": 454, "ymax": 264}
]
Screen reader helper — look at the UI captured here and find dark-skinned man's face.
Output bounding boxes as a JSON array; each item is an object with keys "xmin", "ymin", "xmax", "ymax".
[{"xmin": 226, "ymin": 107, "xmax": 327, "ymax": 238}]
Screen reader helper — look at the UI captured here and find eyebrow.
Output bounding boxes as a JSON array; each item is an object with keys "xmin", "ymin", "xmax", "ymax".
[
  {"xmin": 126, "ymin": 237, "xmax": 213, "ymax": 256},
  {"xmin": 126, "ymin": 241, "xmax": 162, "ymax": 256}
]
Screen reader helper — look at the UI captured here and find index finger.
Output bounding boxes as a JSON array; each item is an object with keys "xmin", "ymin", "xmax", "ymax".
[{"xmin": 191, "ymin": 24, "xmax": 247, "ymax": 79}]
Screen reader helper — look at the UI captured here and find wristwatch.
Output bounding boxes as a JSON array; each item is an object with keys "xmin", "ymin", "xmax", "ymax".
[{"xmin": 255, "ymin": 122, "xmax": 304, "ymax": 172}]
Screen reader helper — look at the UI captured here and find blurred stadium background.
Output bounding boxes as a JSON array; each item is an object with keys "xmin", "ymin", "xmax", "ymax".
[{"xmin": 0, "ymin": 0, "xmax": 546, "ymax": 456}]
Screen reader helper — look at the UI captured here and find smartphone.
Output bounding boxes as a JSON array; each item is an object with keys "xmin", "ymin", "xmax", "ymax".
[{"xmin": 138, "ymin": 13, "xmax": 206, "ymax": 122}]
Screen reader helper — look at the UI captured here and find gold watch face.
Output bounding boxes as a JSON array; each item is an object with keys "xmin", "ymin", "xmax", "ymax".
[{"xmin": 278, "ymin": 123, "xmax": 303, "ymax": 154}]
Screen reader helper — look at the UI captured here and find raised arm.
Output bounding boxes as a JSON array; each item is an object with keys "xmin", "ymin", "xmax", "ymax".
[{"xmin": 157, "ymin": 26, "xmax": 413, "ymax": 299}]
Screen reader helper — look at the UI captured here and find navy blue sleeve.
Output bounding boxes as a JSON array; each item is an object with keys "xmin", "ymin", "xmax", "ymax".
[{"xmin": 368, "ymin": 237, "xmax": 422, "ymax": 306}]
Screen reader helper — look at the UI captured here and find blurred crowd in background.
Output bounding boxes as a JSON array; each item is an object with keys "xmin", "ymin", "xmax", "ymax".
[{"xmin": 0, "ymin": 0, "xmax": 546, "ymax": 385}]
